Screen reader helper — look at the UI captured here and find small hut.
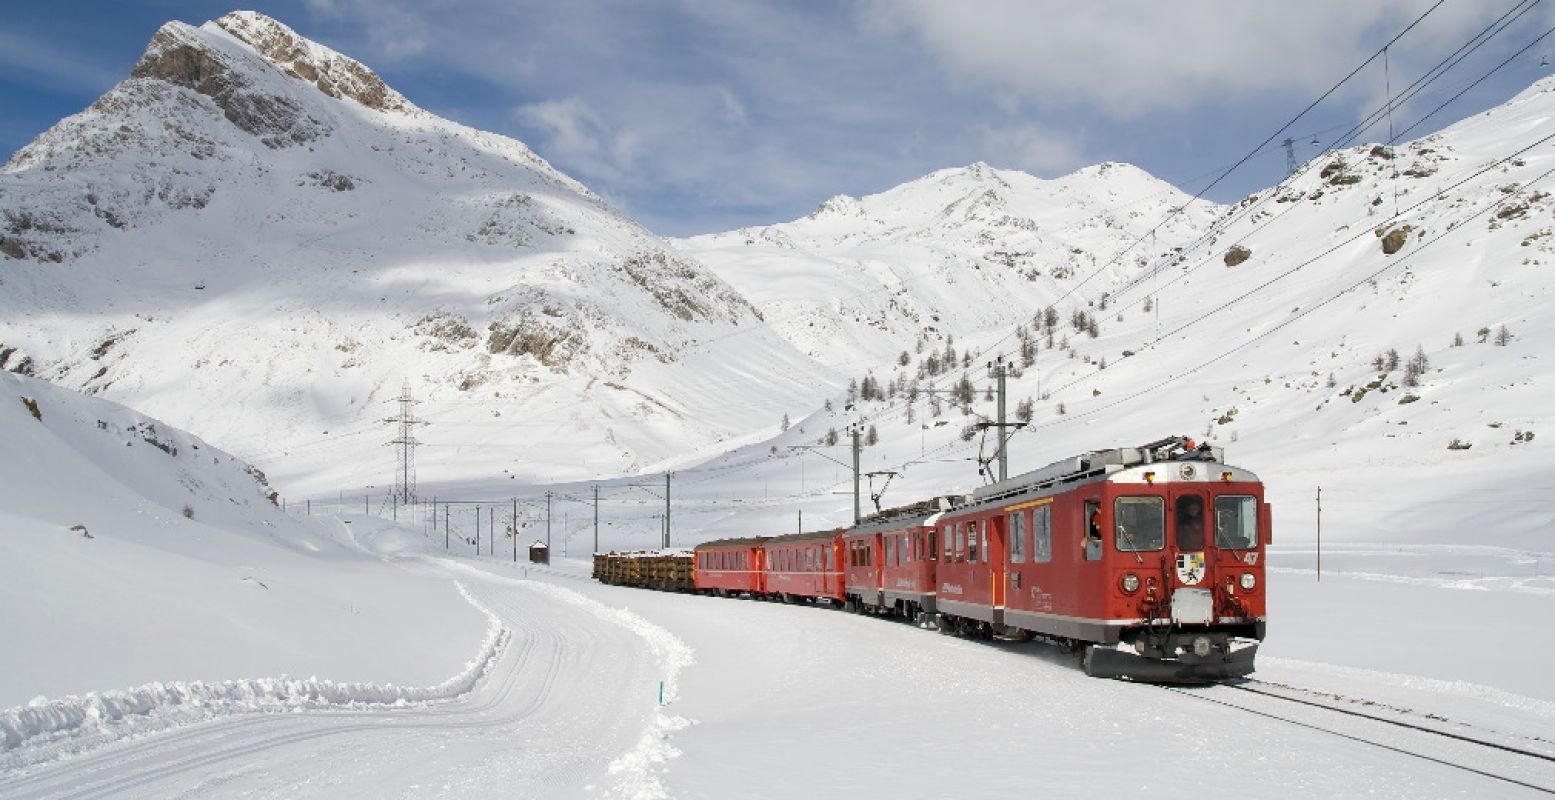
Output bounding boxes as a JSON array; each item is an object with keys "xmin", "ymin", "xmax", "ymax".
[{"xmin": 528, "ymin": 541, "xmax": 550, "ymax": 565}]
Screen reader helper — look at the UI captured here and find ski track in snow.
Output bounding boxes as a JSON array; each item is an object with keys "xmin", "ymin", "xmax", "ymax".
[
  {"xmin": 0, "ymin": 580, "xmax": 509, "ymax": 773},
  {"xmin": 432, "ymin": 559, "xmax": 697, "ymax": 800},
  {"xmin": 0, "ymin": 560, "xmax": 697, "ymax": 800}
]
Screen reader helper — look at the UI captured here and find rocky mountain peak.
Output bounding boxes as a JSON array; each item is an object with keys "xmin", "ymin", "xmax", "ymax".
[
  {"xmin": 127, "ymin": 11, "xmax": 415, "ymax": 148},
  {"xmin": 212, "ymin": 11, "xmax": 417, "ymax": 115}
]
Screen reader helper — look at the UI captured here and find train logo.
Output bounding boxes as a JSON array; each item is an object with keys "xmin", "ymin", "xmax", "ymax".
[{"xmin": 1175, "ymin": 552, "xmax": 1206, "ymax": 585}]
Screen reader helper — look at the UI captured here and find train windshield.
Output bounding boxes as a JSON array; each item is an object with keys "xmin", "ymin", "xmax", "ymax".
[
  {"xmin": 1214, "ymin": 495, "xmax": 1259, "ymax": 549},
  {"xmin": 1114, "ymin": 497, "xmax": 1165, "ymax": 551}
]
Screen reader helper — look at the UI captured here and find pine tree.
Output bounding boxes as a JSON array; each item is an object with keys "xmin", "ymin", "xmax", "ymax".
[
  {"xmin": 865, "ymin": 425, "xmax": 879, "ymax": 446},
  {"xmin": 781, "ymin": 413, "xmax": 790, "ymax": 431}
]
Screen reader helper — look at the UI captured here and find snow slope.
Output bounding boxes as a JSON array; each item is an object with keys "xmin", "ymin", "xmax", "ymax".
[
  {"xmin": 0, "ymin": 11, "xmax": 819, "ymax": 493},
  {"xmin": 0, "ymin": 371, "xmax": 487, "ymax": 712}
]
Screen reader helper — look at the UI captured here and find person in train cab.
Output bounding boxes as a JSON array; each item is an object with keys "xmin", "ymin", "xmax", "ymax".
[
  {"xmin": 1083, "ymin": 506, "xmax": 1103, "ymax": 560},
  {"xmin": 1176, "ymin": 496, "xmax": 1206, "ymax": 551}
]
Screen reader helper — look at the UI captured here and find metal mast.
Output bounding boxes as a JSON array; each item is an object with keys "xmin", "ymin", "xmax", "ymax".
[{"xmin": 385, "ymin": 380, "xmax": 427, "ymax": 504}]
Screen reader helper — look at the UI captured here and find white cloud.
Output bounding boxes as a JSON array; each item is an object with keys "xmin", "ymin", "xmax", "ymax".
[
  {"xmin": 514, "ymin": 96, "xmax": 646, "ymax": 186},
  {"xmin": 858, "ymin": 1, "xmax": 1508, "ymax": 118},
  {"xmin": 975, "ymin": 123, "xmax": 1086, "ymax": 175}
]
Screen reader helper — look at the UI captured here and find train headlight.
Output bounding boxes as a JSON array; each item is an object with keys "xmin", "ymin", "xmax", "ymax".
[
  {"xmin": 1240, "ymin": 572, "xmax": 1257, "ymax": 590},
  {"xmin": 1192, "ymin": 636, "xmax": 1213, "ymax": 658},
  {"xmin": 1121, "ymin": 573, "xmax": 1141, "ymax": 593}
]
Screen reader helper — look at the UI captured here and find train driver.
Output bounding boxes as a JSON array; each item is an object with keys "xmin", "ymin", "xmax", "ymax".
[{"xmin": 1082, "ymin": 502, "xmax": 1103, "ymax": 560}]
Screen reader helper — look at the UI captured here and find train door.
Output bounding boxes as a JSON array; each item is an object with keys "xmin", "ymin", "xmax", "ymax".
[
  {"xmin": 987, "ymin": 514, "xmax": 1007, "ymax": 609},
  {"xmin": 1170, "ymin": 489, "xmax": 1212, "ymax": 622}
]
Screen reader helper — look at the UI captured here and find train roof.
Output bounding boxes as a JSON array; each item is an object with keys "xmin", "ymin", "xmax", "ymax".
[
  {"xmin": 694, "ymin": 537, "xmax": 765, "ymax": 550},
  {"xmin": 763, "ymin": 528, "xmax": 845, "ymax": 545},
  {"xmin": 966, "ymin": 435, "xmax": 1258, "ymax": 508},
  {"xmin": 847, "ymin": 495, "xmax": 963, "ymax": 535}
]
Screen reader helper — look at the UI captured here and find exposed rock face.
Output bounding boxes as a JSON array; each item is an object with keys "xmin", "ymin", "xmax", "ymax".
[
  {"xmin": 131, "ymin": 23, "xmax": 324, "ymax": 148},
  {"xmin": 1224, "ymin": 244, "xmax": 1252, "ymax": 267},
  {"xmin": 213, "ymin": 11, "xmax": 415, "ymax": 114}
]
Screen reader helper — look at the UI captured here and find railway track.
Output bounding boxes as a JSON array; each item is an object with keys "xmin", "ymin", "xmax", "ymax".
[{"xmin": 1164, "ymin": 678, "xmax": 1555, "ymax": 795}]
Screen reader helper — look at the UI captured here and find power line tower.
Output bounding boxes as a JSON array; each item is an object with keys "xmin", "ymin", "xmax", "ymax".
[
  {"xmin": 1282, "ymin": 137, "xmax": 1298, "ymax": 175},
  {"xmin": 384, "ymin": 380, "xmax": 428, "ymax": 504}
]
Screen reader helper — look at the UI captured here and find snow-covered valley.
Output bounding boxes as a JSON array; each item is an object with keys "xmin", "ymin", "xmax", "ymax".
[{"xmin": 4, "ymin": 8, "xmax": 1555, "ymax": 798}]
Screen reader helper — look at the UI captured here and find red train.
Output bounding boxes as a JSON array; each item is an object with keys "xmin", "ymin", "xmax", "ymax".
[{"xmin": 596, "ymin": 436, "xmax": 1269, "ymax": 682}]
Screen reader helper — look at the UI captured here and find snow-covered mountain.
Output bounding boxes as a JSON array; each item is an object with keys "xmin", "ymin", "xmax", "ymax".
[
  {"xmin": 665, "ymin": 76, "xmax": 1555, "ymax": 553},
  {"xmin": 0, "ymin": 11, "xmax": 817, "ymax": 493},
  {"xmin": 677, "ymin": 161, "xmax": 1219, "ymax": 369}
]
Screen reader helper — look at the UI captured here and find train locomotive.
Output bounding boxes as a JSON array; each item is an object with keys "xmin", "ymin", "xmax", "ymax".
[{"xmin": 593, "ymin": 436, "xmax": 1269, "ymax": 683}]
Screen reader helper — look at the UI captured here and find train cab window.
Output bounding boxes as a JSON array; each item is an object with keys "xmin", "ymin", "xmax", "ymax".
[
  {"xmin": 1175, "ymin": 495, "xmax": 1207, "ymax": 551},
  {"xmin": 1033, "ymin": 505, "xmax": 1053, "ymax": 563},
  {"xmin": 1114, "ymin": 497, "xmax": 1166, "ymax": 552},
  {"xmin": 826, "ymin": 546, "xmax": 836, "ymax": 572},
  {"xmin": 1009, "ymin": 511, "xmax": 1026, "ymax": 563},
  {"xmin": 1214, "ymin": 495, "xmax": 1259, "ymax": 549},
  {"xmin": 929, "ymin": 529, "xmax": 938, "ymax": 561},
  {"xmin": 966, "ymin": 524, "xmax": 979, "ymax": 563},
  {"xmin": 885, "ymin": 535, "xmax": 896, "ymax": 567},
  {"xmin": 954, "ymin": 526, "xmax": 965, "ymax": 562},
  {"xmin": 1083, "ymin": 500, "xmax": 1103, "ymax": 561}
]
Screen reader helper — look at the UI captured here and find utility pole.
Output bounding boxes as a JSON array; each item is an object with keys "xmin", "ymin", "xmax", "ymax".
[
  {"xmin": 664, "ymin": 472, "xmax": 672, "ymax": 549},
  {"xmin": 384, "ymin": 380, "xmax": 428, "ymax": 505},
  {"xmin": 512, "ymin": 498, "xmax": 518, "ymax": 563},
  {"xmin": 546, "ymin": 491, "xmax": 553, "ymax": 550},
  {"xmin": 475, "ymin": 506, "xmax": 480, "ymax": 556},
  {"xmin": 488, "ymin": 506, "xmax": 493, "ymax": 555},
  {"xmin": 444, "ymin": 505, "xmax": 449, "ymax": 550},
  {"xmin": 980, "ymin": 358, "xmax": 1023, "ymax": 483},
  {"xmin": 593, "ymin": 484, "xmax": 600, "ymax": 555},
  {"xmin": 1316, "ymin": 486, "xmax": 1323, "ymax": 582},
  {"xmin": 851, "ymin": 424, "xmax": 861, "ymax": 525}
]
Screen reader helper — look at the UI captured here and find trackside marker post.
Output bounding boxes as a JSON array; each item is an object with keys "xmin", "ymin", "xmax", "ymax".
[{"xmin": 658, "ymin": 681, "xmax": 664, "ymax": 705}]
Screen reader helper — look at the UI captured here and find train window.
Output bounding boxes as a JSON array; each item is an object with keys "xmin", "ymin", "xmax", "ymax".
[
  {"xmin": 944, "ymin": 526, "xmax": 954, "ymax": 561},
  {"xmin": 1083, "ymin": 500, "xmax": 1103, "ymax": 561},
  {"xmin": 904, "ymin": 533, "xmax": 913, "ymax": 564},
  {"xmin": 1214, "ymin": 495, "xmax": 1259, "ymax": 550},
  {"xmin": 826, "ymin": 546, "xmax": 835, "ymax": 572},
  {"xmin": 929, "ymin": 529, "xmax": 938, "ymax": 561},
  {"xmin": 1175, "ymin": 495, "xmax": 1207, "ymax": 551},
  {"xmin": 885, "ymin": 535, "xmax": 895, "ymax": 567},
  {"xmin": 1033, "ymin": 505, "xmax": 1052, "ymax": 563},
  {"xmin": 967, "ymin": 523, "xmax": 980, "ymax": 563},
  {"xmin": 1114, "ymin": 497, "xmax": 1166, "ymax": 552},
  {"xmin": 1009, "ymin": 511, "xmax": 1026, "ymax": 563},
  {"xmin": 954, "ymin": 526, "xmax": 965, "ymax": 562}
]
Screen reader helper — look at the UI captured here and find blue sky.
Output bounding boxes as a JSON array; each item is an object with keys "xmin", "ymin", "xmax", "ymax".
[{"xmin": 3, "ymin": 1, "xmax": 1552, "ymax": 235}]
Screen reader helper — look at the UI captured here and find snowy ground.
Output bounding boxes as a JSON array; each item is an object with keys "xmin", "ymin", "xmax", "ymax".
[{"xmin": 4, "ymin": 521, "xmax": 1553, "ymax": 798}]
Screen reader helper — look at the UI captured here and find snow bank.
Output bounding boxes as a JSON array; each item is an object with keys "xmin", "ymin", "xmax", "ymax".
[{"xmin": 0, "ymin": 581, "xmax": 508, "ymax": 771}]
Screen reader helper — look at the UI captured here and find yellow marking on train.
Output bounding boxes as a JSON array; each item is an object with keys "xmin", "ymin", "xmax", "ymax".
[{"xmin": 1003, "ymin": 496, "xmax": 1055, "ymax": 512}]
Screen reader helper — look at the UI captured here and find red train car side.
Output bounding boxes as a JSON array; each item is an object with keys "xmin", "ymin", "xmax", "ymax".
[
  {"xmin": 843, "ymin": 497, "xmax": 959, "ymax": 622},
  {"xmin": 762, "ymin": 529, "xmax": 845, "ymax": 604},
  {"xmin": 694, "ymin": 537, "xmax": 765, "ymax": 597}
]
